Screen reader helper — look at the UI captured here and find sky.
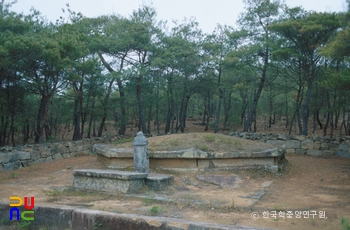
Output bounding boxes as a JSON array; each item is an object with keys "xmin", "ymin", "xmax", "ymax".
[{"xmin": 9, "ymin": 0, "xmax": 347, "ymax": 33}]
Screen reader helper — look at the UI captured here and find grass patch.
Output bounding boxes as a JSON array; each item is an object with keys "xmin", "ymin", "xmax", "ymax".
[
  {"xmin": 143, "ymin": 197, "xmax": 156, "ymax": 204},
  {"xmin": 145, "ymin": 205, "xmax": 167, "ymax": 216},
  {"xmin": 8, "ymin": 172, "xmax": 18, "ymax": 179},
  {"xmin": 341, "ymin": 217, "xmax": 350, "ymax": 230},
  {"xmin": 115, "ymin": 133, "xmax": 274, "ymax": 153},
  {"xmin": 204, "ymin": 134, "xmax": 216, "ymax": 142},
  {"xmin": 43, "ymin": 186, "xmax": 113, "ymax": 203}
]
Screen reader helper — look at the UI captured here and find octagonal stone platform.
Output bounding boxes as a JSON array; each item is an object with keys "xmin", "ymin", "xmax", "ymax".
[{"xmin": 94, "ymin": 144, "xmax": 286, "ymax": 173}]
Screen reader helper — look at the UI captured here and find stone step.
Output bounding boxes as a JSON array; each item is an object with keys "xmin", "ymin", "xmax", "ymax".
[
  {"xmin": 146, "ymin": 174, "xmax": 174, "ymax": 191},
  {"xmin": 72, "ymin": 169, "xmax": 174, "ymax": 193},
  {"xmin": 72, "ymin": 169, "xmax": 148, "ymax": 194}
]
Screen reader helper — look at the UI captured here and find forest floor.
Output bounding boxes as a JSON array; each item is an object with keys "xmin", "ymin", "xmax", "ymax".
[{"xmin": 1, "ymin": 133, "xmax": 350, "ymax": 230}]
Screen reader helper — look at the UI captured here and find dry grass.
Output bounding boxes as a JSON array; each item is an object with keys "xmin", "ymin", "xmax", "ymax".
[{"xmin": 117, "ymin": 133, "xmax": 274, "ymax": 152}]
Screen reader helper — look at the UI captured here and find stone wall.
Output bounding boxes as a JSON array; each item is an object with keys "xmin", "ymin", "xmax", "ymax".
[
  {"xmin": 2, "ymin": 132, "xmax": 350, "ymax": 172},
  {"xmin": 230, "ymin": 132, "xmax": 350, "ymax": 158},
  {"xmin": 0, "ymin": 138, "xmax": 109, "ymax": 172}
]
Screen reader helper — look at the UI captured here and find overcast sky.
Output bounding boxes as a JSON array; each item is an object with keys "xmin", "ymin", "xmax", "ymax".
[{"xmin": 9, "ymin": 0, "xmax": 347, "ymax": 33}]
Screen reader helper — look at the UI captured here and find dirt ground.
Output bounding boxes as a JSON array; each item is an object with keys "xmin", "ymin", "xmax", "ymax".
[{"xmin": 0, "ymin": 151, "xmax": 349, "ymax": 230}]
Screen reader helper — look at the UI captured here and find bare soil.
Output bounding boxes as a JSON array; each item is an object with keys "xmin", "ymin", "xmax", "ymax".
[{"xmin": 1, "ymin": 150, "xmax": 349, "ymax": 229}]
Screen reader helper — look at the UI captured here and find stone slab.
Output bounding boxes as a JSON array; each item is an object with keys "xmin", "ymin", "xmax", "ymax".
[
  {"xmin": 72, "ymin": 176, "xmax": 145, "ymax": 193},
  {"xmin": 3, "ymin": 162, "xmax": 14, "ymax": 171},
  {"xmin": 261, "ymin": 181, "xmax": 273, "ymax": 188},
  {"xmin": 73, "ymin": 169, "xmax": 148, "ymax": 180},
  {"xmin": 198, "ymin": 158, "xmax": 275, "ymax": 169},
  {"xmin": 0, "ymin": 153, "xmax": 10, "ymax": 163},
  {"xmin": 196, "ymin": 174, "xmax": 242, "ymax": 188},
  {"xmin": 33, "ymin": 158, "xmax": 46, "ymax": 165},
  {"xmin": 266, "ymin": 140, "xmax": 286, "ymax": 147},
  {"xmin": 16, "ymin": 151, "xmax": 31, "ymax": 160},
  {"xmin": 335, "ymin": 150, "xmax": 350, "ymax": 158},
  {"xmin": 239, "ymin": 190, "xmax": 266, "ymax": 199},
  {"xmin": 72, "ymin": 169, "xmax": 148, "ymax": 193},
  {"xmin": 301, "ymin": 139, "xmax": 313, "ymax": 150},
  {"xmin": 285, "ymin": 140, "xmax": 300, "ymax": 149},
  {"xmin": 150, "ymin": 158, "xmax": 198, "ymax": 168},
  {"xmin": 95, "ymin": 144, "xmax": 285, "ymax": 159},
  {"xmin": 31, "ymin": 150, "xmax": 42, "ymax": 160},
  {"xmin": 94, "ymin": 144, "xmax": 133, "ymax": 158},
  {"xmin": 306, "ymin": 150, "xmax": 322, "ymax": 156},
  {"xmin": 150, "ymin": 148, "xmax": 208, "ymax": 159}
]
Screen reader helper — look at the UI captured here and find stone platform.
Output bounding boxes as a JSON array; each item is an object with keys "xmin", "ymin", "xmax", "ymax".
[
  {"xmin": 94, "ymin": 144, "xmax": 286, "ymax": 173},
  {"xmin": 72, "ymin": 169, "xmax": 174, "ymax": 193}
]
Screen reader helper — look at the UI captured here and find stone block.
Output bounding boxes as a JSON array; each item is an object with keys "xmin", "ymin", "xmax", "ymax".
[
  {"xmin": 286, "ymin": 148, "xmax": 296, "ymax": 154},
  {"xmin": 322, "ymin": 150, "xmax": 334, "ymax": 155},
  {"xmin": 77, "ymin": 146, "xmax": 84, "ymax": 155},
  {"xmin": 277, "ymin": 134, "xmax": 288, "ymax": 141},
  {"xmin": 9, "ymin": 152, "xmax": 20, "ymax": 161},
  {"xmin": 69, "ymin": 144, "xmax": 78, "ymax": 153},
  {"xmin": 290, "ymin": 135, "xmax": 307, "ymax": 141},
  {"xmin": 313, "ymin": 141, "xmax": 321, "ymax": 150},
  {"xmin": 50, "ymin": 145, "xmax": 64, "ymax": 155},
  {"xmin": 266, "ymin": 140, "xmax": 286, "ymax": 147},
  {"xmin": 312, "ymin": 135, "xmax": 320, "ymax": 141},
  {"xmin": 62, "ymin": 153, "xmax": 70, "ymax": 158},
  {"xmin": 335, "ymin": 150, "xmax": 350, "ymax": 158},
  {"xmin": 306, "ymin": 150, "xmax": 322, "ymax": 156},
  {"xmin": 41, "ymin": 150, "xmax": 52, "ymax": 157},
  {"xmin": 150, "ymin": 148, "xmax": 208, "ymax": 159},
  {"xmin": 53, "ymin": 153, "xmax": 63, "ymax": 160},
  {"xmin": 0, "ymin": 153, "xmax": 10, "ymax": 163},
  {"xmin": 285, "ymin": 140, "xmax": 300, "ymax": 149},
  {"xmin": 339, "ymin": 144, "xmax": 349, "ymax": 151},
  {"xmin": 16, "ymin": 146, "xmax": 24, "ymax": 151},
  {"xmin": 3, "ymin": 162, "xmax": 14, "ymax": 171},
  {"xmin": 72, "ymin": 169, "xmax": 148, "ymax": 193},
  {"xmin": 31, "ymin": 150, "xmax": 42, "ymax": 160},
  {"xmin": 295, "ymin": 148, "xmax": 305, "ymax": 154},
  {"xmin": 17, "ymin": 151, "xmax": 31, "ymax": 160},
  {"xmin": 33, "ymin": 158, "xmax": 46, "ymax": 165},
  {"xmin": 301, "ymin": 139, "xmax": 313, "ymax": 150},
  {"xmin": 13, "ymin": 161, "xmax": 22, "ymax": 170},
  {"xmin": 46, "ymin": 156, "xmax": 53, "ymax": 162},
  {"xmin": 146, "ymin": 174, "xmax": 174, "ymax": 191},
  {"xmin": 266, "ymin": 165, "xmax": 279, "ymax": 173},
  {"xmin": 22, "ymin": 160, "xmax": 34, "ymax": 167},
  {"xmin": 329, "ymin": 143, "xmax": 339, "ymax": 151},
  {"xmin": 0, "ymin": 164, "xmax": 4, "ymax": 172},
  {"xmin": 321, "ymin": 142, "xmax": 329, "ymax": 150}
]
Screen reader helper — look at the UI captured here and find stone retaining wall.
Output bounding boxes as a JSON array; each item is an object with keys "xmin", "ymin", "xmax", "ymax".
[
  {"xmin": 230, "ymin": 132, "xmax": 350, "ymax": 158},
  {"xmin": 2, "ymin": 132, "xmax": 350, "ymax": 172},
  {"xmin": 0, "ymin": 138, "xmax": 108, "ymax": 172},
  {"xmin": 0, "ymin": 203, "xmax": 271, "ymax": 230}
]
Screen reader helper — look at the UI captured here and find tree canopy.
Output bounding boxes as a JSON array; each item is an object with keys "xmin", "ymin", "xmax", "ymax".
[{"xmin": 0, "ymin": 1, "xmax": 349, "ymax": 146}]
